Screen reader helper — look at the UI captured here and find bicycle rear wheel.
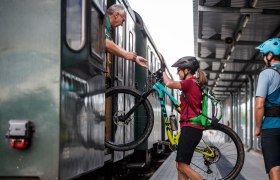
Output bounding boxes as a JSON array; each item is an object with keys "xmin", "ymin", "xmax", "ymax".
[
  {"xmin": 105, "ymin": 87, "xmax": 154, "ymax": 151},
  {"xmin": 191, "ymin": 123, "xmax": 244, "ymax": 180}
]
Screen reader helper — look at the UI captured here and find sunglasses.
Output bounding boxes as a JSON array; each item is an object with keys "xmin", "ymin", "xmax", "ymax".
[{"xmin": 262, "ymin": 53, "xmax": 268, "ymax": 58}]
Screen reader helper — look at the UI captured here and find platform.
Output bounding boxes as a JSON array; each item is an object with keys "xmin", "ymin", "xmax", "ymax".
[{"xmin": 150, "ymin": 150, "xmax": 268, "ymax": 180}]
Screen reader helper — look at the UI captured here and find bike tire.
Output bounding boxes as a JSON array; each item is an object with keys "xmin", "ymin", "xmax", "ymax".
[
  {"xmin": 105, "ymin": 86, "xmax": 154, "ymax": 151},
  {"xmin": 191, "ymin": 123, "xmax": 244, "ymax": 180}
]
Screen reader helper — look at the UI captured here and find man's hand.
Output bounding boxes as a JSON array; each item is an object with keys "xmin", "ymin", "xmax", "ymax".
[
  {"xmin": 125, "ymin": 52, "xmax": 137, "ymax": 61},
  {"xmin": 135, "ymin": 56, "xmax": 148, "ymax": 68},
  {"xmin": 255, "ymin": 127, "xmax": 262, "ymax": 137}
]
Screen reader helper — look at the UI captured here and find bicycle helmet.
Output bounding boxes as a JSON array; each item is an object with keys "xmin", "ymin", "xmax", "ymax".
[
  {"xmin": 256, "ymin": 38, "xmax": 280, "ymax": 55},
  {"xmin": 171, "ymin": 56, "xmax": 199, "ymax": 74}
]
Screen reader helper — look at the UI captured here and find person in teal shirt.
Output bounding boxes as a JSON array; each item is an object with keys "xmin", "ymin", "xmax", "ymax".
[
  {"xmin": 105, "ymin": 4, "xmax": 147, "ymax": 68},
  {"xmin": 255, "ymin": 38, "xmax": 280, "ymax": 180}
]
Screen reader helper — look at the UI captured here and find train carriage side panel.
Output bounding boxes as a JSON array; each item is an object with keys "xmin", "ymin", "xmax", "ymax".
[
  {"xmin": 134, "ymin": 11, "xmax": 162, "ymax": 153},
  {"xmin": 0, "ymin": 0, "xmax": 61, "ymax": 179}
]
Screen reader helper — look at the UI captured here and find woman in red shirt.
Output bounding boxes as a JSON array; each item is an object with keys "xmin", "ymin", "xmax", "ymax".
[{"xmin": 163, "ymin": 56, "xmax": 207, "ymax": 180}]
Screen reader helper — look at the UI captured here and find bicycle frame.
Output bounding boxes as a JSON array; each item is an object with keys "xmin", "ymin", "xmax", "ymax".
[{"xmin": 152, "ymin": 81, "xmax": 214, "ymax": 157}]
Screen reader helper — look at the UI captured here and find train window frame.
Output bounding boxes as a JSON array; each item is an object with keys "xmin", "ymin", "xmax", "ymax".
[
  {"xmin": 147, "ymin": 46, "xmax": 152, "ymax": 73},
  {"xmin": 127, "ymin": 31, "xmax": 134, "ymax": 86},
  {"xmin": 129, "ymin": 31, "xmax": 134, "ymax": 52},
  {"xmin": 115, "ymin": 25, "xmax": 125, "ymax": 84},
  {"xmin": 65, "ymin": 0, "xmax": 86, "ymax": 51},
  {"xmin": 153, "ymin": 57, "xmax": 157, "ymax": 72},
  {"xmin": 150, "ymin": 52, "xmax": 154, "ymax": 73},
  {"xmin": 90, "ymin": 3, "xmax": 105, "ymax": 62},
  {"xmin": 157, "ymin": 61, "xmax": 160, "ymax": 71}
]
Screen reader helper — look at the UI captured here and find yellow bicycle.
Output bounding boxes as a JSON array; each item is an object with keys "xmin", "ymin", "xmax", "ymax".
[{"xmin": 105, "ymin": 69, "xmax": 244, "ymax": 180}]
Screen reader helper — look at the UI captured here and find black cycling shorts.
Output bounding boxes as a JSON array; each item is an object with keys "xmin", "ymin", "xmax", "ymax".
[
  {"xmin": 261, "ymin": 128, "xmax": 280, "ymax": 173},
  {"xmin": 176, "ymin": 126, "xmax": 203, "ymax": 164}
]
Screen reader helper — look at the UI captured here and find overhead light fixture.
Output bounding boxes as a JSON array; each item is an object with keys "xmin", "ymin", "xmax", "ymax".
[
  {"xmin": 227, "ymin": 55, "xmax": 231, "ymax": 61},
  {"xmin": 242, "ymin": 15, "xmax": 250, "ymax": 28},
  {"xmin": 252, "ymin": 0, "xmax": 258, "ymax": 7},
  {"xmin": 231, "ymin": 45, "xmax": 236, "ymax": 52},
  {"xmin": 235, "ymin": 31, "xmax": 242, "ymax": 42},
  {"xmin": 224, "ymin": 63, "xmax": 227, "ymax": 68}
]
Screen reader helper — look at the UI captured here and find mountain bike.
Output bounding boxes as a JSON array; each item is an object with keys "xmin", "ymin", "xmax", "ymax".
[{"xmin": 105, "ymin": 69, "xmax": 244, "ymax": 180}]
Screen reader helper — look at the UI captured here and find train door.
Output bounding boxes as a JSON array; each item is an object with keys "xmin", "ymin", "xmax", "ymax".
[
  {"xmin": 104, "ymin": 0, "xmax": 136, "ymax": 161},
  {"xmin": 105, "ymin": 0, "xmax": 126, "ymax": 162},
  {"xmin": 60, "ymin": 0, "xmax": 106, "ymax": 179},
  {"xmin": 124, "ymin": 6, "xmax": 136, "ymax": 157}
]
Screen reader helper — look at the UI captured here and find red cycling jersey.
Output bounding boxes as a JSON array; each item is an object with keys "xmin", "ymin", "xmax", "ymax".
[{"xmin": 180, "ymin": 77, "xmax": 203, "ymax": 129}]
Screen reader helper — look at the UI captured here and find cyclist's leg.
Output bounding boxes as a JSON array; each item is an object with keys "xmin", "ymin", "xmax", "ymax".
[
  {"xmin": 176, "ymin": 162, "xmax": 189, "ymax": 180},
  {"xmin": 261, "ymin": 128, "xmax": 280, "ymax": 180},
  {"xmin": 177, "ymin": 162, "xmax": 203, "ymax": 180},
  {"xmin": 269, "ymin": 166, "xmax": 280, "ymax": 180},
  {"xmin": 176, "ymin": 126, "xmax": 203, "ymax": 179}
]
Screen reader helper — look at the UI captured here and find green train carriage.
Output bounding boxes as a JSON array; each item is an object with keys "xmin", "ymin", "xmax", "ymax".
[{"xmin": 0, "ymin": 0, "xmax": 178, "ymax": 179}]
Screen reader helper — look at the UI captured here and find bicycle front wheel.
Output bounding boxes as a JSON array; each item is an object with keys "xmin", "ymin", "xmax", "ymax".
[
  {"xmin": 192, "ymin": 123, "xmax": 244, "ymax": 180},
  {"xmin": 105, "ymin": 87, "xmax": 154, "ymax": 151}
]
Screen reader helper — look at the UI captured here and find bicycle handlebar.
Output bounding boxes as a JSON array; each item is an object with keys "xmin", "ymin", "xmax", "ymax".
[{"xmin": 152, "ymin": 68, "xmax": 164, "ymax": 82}]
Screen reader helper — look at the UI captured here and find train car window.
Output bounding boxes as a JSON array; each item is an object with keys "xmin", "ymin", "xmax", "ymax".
[
  {"xmin": 147, "ymin": 46, "xmax": 151, "ymax": 73},
  {"xmin": 115, "ymin": 27, "xmax": 125, "ymax": 84},
  {"xmin": 129, "ymin": 32, "xmax": 134, "ymax": 51},
  {"xmin": 128, "ymin": 32, "xmax": 134, "ymax": 86},
  {"xmin": 91, "ymin": 4, "xmax": 105, "ymax": 60},
  {"xmin": 154, "ymin": 57, "xmax": 157, "ymax": 72},
  {"xmin": 151, "ymin": 52, "xmax": 154, "ymax": 73},
  {"xmin": 157, "ymin": 61, "xmax": 160, "ymax": 70},
  {"xmin": 66, "ymin": 0, "xmax": 86, "ymax": 51},
  {"xmin": 92, "ymin": 0, "xmax": 106, "ymax": 14}
]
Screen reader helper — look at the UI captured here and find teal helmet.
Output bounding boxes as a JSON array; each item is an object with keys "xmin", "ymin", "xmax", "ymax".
[{"xmin": 256, "ymin": 38, "xmax": 280, "ymax": 55}]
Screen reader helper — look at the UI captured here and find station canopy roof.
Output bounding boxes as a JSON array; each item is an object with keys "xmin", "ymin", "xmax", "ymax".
[{"xmin": 193, "ymin": 0, "xmax": 280, "ymax": 99}]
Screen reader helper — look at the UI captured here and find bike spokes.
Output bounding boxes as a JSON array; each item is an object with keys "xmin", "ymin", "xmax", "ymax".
[
  {"xmin": 191, "ymin": 124, "xmax": 244, "ymax": 180},
  {"xmin": 105, "ymin": 87, "xmax": 154, "ymax": 151}
]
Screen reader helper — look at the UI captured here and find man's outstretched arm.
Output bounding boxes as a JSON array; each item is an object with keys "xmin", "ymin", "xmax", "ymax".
[
  {"xmin": 105, "ymin": 39, "xmax": 136, "ymax": 61},
  {"xmin": 105, "ymin": 39, "xmax": 147, "ymax": 68}
]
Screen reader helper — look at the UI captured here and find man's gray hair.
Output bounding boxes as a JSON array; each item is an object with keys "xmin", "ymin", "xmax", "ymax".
[{"xmin": 107, "ymin": 4, "xmax": 126, "ymax": 15}]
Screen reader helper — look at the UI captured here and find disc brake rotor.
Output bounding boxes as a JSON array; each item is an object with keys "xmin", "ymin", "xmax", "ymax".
[{"xmin": 203, "ymin": 146, "xmax": 221, "ymax": 163}]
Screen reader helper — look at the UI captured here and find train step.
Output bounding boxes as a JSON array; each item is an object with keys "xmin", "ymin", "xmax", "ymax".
[
  {"xmin": 126, "ymin": 162, "xmax": 146, "ymax": 169},
  {"xmin": 157, "ymin": 140, "xmax": 170, "ymax": 146}
]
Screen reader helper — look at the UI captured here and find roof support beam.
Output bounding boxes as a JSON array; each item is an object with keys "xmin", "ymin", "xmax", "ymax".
[
  {"xmin": 197, "ymin": 38, "xmax": 261, "ymax": 46},
  {"xmin": 204, "ymin": 70, "xmax": 259, "ymax": 75},
  {"xmin": 198, "ymin": 5, "xmax": 280, "ymax": 15},
  {"xmin": 208, "ymin": 79, "xmax": 247, "ymax": 82},
  {"xmin": 197, "ymin": 57, "xmax": 264, "ymax": 64},
  {"xmin": 198, "ymin": 5, "xmax": 262, "ymax": 13},
  {"xmin": 208, "ymin": 85, "xmax": 241, "ymax": 88}
]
